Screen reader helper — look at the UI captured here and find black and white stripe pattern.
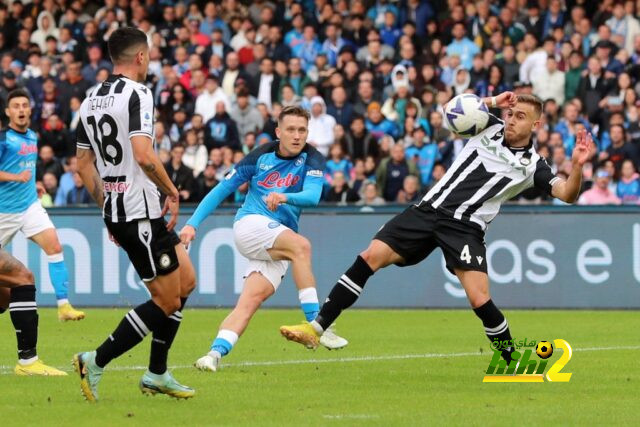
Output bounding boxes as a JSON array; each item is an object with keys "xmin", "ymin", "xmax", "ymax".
[
  {"xmin": 8, "ymin": 301, "xmax": 37, "ymax": 312},
  {"xmin": 125, "ymin": 309, "xmax": 151, "ymax": 339},
  {"xmin": 421, "ymin": 118, "xmax": 556, "ymax": 230},
  {"xmin": 77, "ymin": 74, "xmax": 162, "ymax": 223},
  {"xmin": 338, "ymin": 274, "xmax": 363, "ymax": 296},
  {"xmin": 484, "ymin": 319, "xmax": 509, "ymax": 336},
  {"xmin": 168, "ymin": 310, "xmax": 183, "ymax": 323}
]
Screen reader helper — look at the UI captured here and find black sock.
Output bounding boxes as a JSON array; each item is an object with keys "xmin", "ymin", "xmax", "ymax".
[
  {"xmin": 316, "ymin": 256, "xmax": 374, "ymax": 330},
  {"xmin": 95, "ymin": 300, "xmax": 167, "ymax": 368},
  {"xmin": 149, "ymin": 297, "xmax": 187, "ymax": 375},
  {"xmin": 9, "ymin": 285, "xmax": 38, "ymax": 361},
  {"xmin": 474, "ymin": 299, "xmax": 514, "ymax": 363}
]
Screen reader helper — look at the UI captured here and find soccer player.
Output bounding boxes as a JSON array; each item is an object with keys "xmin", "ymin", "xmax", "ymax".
[
  {"xmin": 0, "ymin": 89, "xmax": 85, "ymax": 321},
  {"xmin": 73, "ymin": 27, "xmax": 196, "ymax": 401},
  {"xmin": 280, "ymin": 93, "xmax": 593, "ymax": 364},
  {"xmin": 0, "ymin": 248, "xmax": 66, "ymax": 375},
  {"xmin": 181, "ymin": 106, "xmax": 348, "ymax": 373}
]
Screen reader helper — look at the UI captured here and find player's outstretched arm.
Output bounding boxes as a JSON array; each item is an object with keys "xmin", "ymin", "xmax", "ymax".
[
  {"xmin": 76, "ymin": 148, "xmax": 105, "ymax": 207},
  {"xmin": 551, "ymin": 129, "xmax": 593, "ymax": 203}
]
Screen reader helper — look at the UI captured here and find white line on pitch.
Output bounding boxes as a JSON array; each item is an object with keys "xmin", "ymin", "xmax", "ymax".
[{"xmin": 0, "ymin": 345, "xmax": 638, "ymax": 374}]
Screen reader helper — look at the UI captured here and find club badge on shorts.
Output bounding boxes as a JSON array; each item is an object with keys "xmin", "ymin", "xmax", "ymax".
[
  {"xmin": 519, "ymin": 158, "xmax": 531, "ymax": 166},
  {"xmin": 159, "ymin": 253, "xmax": 171, "ymax": 269}
]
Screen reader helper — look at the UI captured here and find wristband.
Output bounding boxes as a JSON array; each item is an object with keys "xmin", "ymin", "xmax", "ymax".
[{"xmin": 491, "ymin": 96, "xmax": 497, "ymax": 108}]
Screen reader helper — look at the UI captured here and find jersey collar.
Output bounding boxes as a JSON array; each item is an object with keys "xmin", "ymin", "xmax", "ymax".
[{"xmin": 7, "ymin": 125, "xmax": 28, "ymax": 135}]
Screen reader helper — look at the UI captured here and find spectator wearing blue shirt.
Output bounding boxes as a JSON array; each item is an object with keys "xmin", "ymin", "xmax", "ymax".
[
  {"xmin": 542, "ymin": 0, "xmax": 565, "ymax": 38},
  {"xmin": 292, "ymin": 25, "xmax": 322, "ymax": 72},
  {"xmin": 380, "ymin": 11, "xmax": 402, "ymax": 48},
  {"xmin": 617, "ymin": 159, "xmax": 640, "ymax": 204},
  {"xmin": 321, "ymin": 24, "xmax": 347, "ymax": 67},
  {"xmin": 365, "ymin": 102, "xmax": 398, "ymax": 140},
  {"xmin": 325, "ymin": 143, "xmax": 353, "ymax": 183},
  {"xmin": 326, "ymin": 86, "xmax": 355, "ymax": 130},
  {"xmin": 285, "ymin": 13, "xmax": 306, "ymax": 50},
  {"xmin": 398, "ymin": 0, "xmax": 435, "ymax": 38},
  {"xmin": 446, "ymin": 22, "xmax": 480, "ymax": 69},
  {"xmin": 367, "ymin": 1, "xmax": 400, "ymax": 29},
  {"xmin": 200, "ymin": 2, "xmax": 231, "ymax": 44},
  {"xmin": 405, "ymin": 127, "xmax": 440, "ymax": 188}
]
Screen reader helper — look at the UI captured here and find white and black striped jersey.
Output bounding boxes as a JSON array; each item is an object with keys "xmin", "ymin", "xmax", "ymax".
[
  {"xmin": 420, "ymin": 115, "xmax": 559, "ymax": 230},
  {"xmin": 77, "ymin": 74, "xmax": 162, "ymax": 222}
]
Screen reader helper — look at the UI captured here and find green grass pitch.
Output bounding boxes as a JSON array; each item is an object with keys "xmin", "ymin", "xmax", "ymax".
[{"xmin": 1, "ymin": 308, "xmax": 638, "ymax": 425}]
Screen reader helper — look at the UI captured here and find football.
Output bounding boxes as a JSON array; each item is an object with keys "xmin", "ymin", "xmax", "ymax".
[
  {"xmin": 444, "ymin": 94, "xmax": 490, "ymax": 138},
  {"xmin": 536, "ymin": 341, "xmax": 554, "ymax": 359}
]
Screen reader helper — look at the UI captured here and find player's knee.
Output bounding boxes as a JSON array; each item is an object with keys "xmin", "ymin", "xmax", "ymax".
[
  {"xmin": 291, "ymin": 236, "xmax": 312, "ymax": 260},
  {"xmin": 50, "ymin": 243, "xmax": 63, "ymax": 255},
  {"xmin": 154, "ymin": 294, "xmax": 181, "ymax": 315},
  {"xmin": 359, "ymin": 248, "xmax": 381, "ymax": 271},
  {"xmin": 468, "ymin": 290, "xmax": 490, "ymax": 309},
  {"xmin": 15, "ymin": 267, "xmax": 35, "ymax": 285}
]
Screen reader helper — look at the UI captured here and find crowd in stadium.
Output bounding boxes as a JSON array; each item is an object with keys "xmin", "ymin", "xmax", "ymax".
[{"xmin": 1, "ymin": 0, "xmax": 640, "ymax": 206}]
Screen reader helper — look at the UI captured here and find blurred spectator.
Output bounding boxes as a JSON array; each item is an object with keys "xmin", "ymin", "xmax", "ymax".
[
  {"xmin": 66, "ymin": 172, "xmax": 91, "ymax": 205},
  {"xmin": 42, "ymin": 172, "xmax": 58, "ymax": 203},
  {"xmin": 307, "ymin": 96, "xmax": 336, "ymax": 156},
  {"xmin": 617, "ymin": 159, "xmax": 640, "ymax": 204},
  {"xmin": 365, "ymin": 102, "xmax": 397, "ymax": 140},
  {"xmin": 31, "ymin": 11, "xmax": 59, "ymax": 52},
  {"xmin": 405, "ymin": 127, "xmax": 440, "ymax": 188},
  {"xmin": 192, "ymin": 160, "xmax": 219, "ymax": 203},
  {"xmin": 36, "ymin": 145, "xmax": 63, "ymax": 181},
  {"xmin": 40, "ymin": 114, "xmax": 72, "ymax": 159},
  {"xmin": 195, "ymin": 75, "xmax": 231, "ymax": 123},
  {"xmin": 345, "ymin": 115, "xmax": 378, "ymax": 161},
  {"xmin": 447, "ymin": 22, "xmax": 480, "ymax": 70},
  {"xmin": 54, "ymin": 156, "xmax": 78, "ymax": 207},
  {"xmin": 292, "ymin": 25, "xmax": 321, "ymax": 72},
  {"xmin": 396, "ymin": 175, "xmax": 421, "ymax": 204},
  {"xmin": 251, "ymin": 57, "xmax": 279, "ymax": 110},
  {"xmin": 600, "ymin": 124, "xmax": 640, "ymax": 172},
  {"xmin": 532, "ymin": 56, "xmax": 565, "ymax": 105},
  {"xmin": 205, "ymin": 101, "xmax": 241, "ymax": 152},
  {"xmin": 81, "ymin": 44, "xmax": 112, "ymax": 85},
  {"xmin": 230, "ymin": 88, "xmax": 263, "ymax": 141},
  {"xmin": 356, "ymin": 182, "xmax": 386, "ymax": 206},
  {"xmin": 324, "ymin": 171, "xmax": 359, "ymax": 204},
  {"xmin": 325, "ymin": 143, "xmax": 352, "ymax": 182},
  {"xmin": 327, "ymin": 86, "xmax": 354, "ymax": 129},
  {"xmin": 164, "ymin": 144, "xmax": 195, "ymax": 202},
  {"xmin": 578, "ymin": 169, "xmax": 621, "ymax": 205},
  {"xmin": 182, "ymin": 129, "xmax": 209, "ymax": 178},
  {"xmin": 376, "ymin": 144, "xmax": 419, "ymax": 202}
]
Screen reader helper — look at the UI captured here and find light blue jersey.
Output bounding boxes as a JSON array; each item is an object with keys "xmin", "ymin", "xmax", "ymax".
[
  {"xmin": 0, "ymin": 128, "xmax": 38, "ymax": 213},
  {"xmin": 188, "ymin": 141, "xmax": 325, "ymax": 232}
]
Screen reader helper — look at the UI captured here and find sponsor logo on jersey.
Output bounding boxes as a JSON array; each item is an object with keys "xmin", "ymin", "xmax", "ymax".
[
  {"xmin": 307, "ymin": 170, "xmax": 322, "ymax": 177},
  {"xmin": 103, "ymin": 181, "xmax": 131, "ymax": 193},
  {"xmin": 259, "ymin": 163, "xmax": 274, "ymax": 171},
  {"xmin": 257, "ymin": 171, "xmax": 301, "ymax": 189},
  {"xmin": 480, "ymin": 135, "xmax": 527, "ymax": 176},
  {"xmin": 17, "ymin": 143, "xmax": 38, "ymax": 156}
]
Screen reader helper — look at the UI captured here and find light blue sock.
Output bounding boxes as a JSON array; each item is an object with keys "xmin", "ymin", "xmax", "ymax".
[
  {"xmin": 210, "ymin": 329, "xmax": 238, "ymax": 357},
  {"xmin": 48, "ymin": 254, "xmax": 69, "ymax": 302},
  {"xmin": 299, "ymin": 288, "xmax": 319, "ymax": 322}
]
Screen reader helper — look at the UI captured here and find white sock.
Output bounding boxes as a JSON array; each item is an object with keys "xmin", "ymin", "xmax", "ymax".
[
  {"xmin": 18, "ymin": 355, "xmax": 39, "ymax": 366},
  {"xmin": 310, "ymin": 320, "xmax": 324, "ymax": 335},
  {"xmin": 56, "ymin": 298, "xmax": 69, "ymax": 307}
]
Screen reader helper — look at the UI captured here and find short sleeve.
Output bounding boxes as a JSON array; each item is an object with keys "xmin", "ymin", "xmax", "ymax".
[
  {"xmin": 0, "ymin": 131, "xmax": 6, "ymax": 159},
  {"xmin": 533, "ymin": 157, "xmax": 561, "ymax": 195},
  {"xmin": 129, "ymin": 87, "xmax": 154, "ymax": 138},
  {"xmin": 304, "ymin": 145, "xmax": 326, "ymax": 178},
  {"xmin": 76, "ymin": 118, "xmax": 92, "ymax": 150}
]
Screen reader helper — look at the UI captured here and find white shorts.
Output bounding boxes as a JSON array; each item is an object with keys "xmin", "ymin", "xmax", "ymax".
[
  {"xmin": 233, "ymin": 214, "xmax": 290, "ymax": 290},
  {"xmin": 0, "ymin": 201, "xmax": 54, "ymax": 248}
]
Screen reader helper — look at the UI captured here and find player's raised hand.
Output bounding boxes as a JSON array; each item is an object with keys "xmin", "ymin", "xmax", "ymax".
[
  {"xmin": 163, "ymin": 194, "xmax": 180, "ymax": 231},
  {"xmin": 494, "ymin": 91, "xmax": 517, "ymax": 108},
  {"xmin": 266, "ymin": 192, "xmax": 287, "ymax": 211},
  {"xmin": 572, "ymin": 129, "xmax": 594, "ymax": 167},
  {"xmin": 16, "ymin": 170, "xmax": 32, "ymax": 183},
  {"xmin": 180, "ymin": 225, "xmax": 196, "ymax": 249}
]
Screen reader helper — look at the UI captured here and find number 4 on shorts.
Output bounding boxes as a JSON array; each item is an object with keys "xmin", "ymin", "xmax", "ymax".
[{"xmin": 460, "ymin": 244, "xmax": 471, "ymax": 264}]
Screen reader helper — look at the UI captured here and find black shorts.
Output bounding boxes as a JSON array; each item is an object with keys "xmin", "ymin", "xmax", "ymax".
[
  {"xmin": 105, "ymin": 217, "xmax": 181, "ymax": 282},
  {"xmin": 373, "ymin": 204, "xmax": 487, "ymax": 274}
]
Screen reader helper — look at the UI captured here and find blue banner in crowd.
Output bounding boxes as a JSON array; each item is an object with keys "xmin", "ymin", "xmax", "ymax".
[{"xmin": 7, "ymin": 206, "xmax": 640, "ymax": 308}]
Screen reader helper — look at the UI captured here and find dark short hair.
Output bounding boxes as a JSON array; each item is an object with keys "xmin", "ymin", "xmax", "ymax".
[
  {"xmin": 7, "ymin": 88, "xmax": 30, "ymax": 104},
  {"xmin": 517, "ymin": 94, "xmax": 543, "ymax": 118},
  {"xmin": 278, "ymin": 105, "xmax": 310, "ymax": 123},
  {"xmin": 107, "ymin": 27, "xmax": 148, "ymax": 64}
]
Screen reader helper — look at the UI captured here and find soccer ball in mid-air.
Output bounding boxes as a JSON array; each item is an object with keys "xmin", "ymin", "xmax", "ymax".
[
  {"xmin": 444, "ymin": 94, "xmax": 489, "ymax": 138},
  {"xmin": 536, "ymin": 341, "xmax": 554, "ymax": 359}
]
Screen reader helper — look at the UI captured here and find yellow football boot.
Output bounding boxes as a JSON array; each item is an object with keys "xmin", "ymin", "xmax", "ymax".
[
  {"xmin": 58, "ymin": 303, "xmax": 85, "ymax": 321},
  {"xmin": 279, "ymin": 322, "xmax": 320, "ymax": 349},
  {"xmin": 14, "ymin": 359, "xmax": 67, "ymax": 376}
]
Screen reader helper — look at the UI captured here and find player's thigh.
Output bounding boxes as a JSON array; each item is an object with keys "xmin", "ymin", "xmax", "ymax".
[
  {"xmin": 175, "ymin": 243, "xmax": 196, "ymax": 296},
  {"xmin": 454, "ymin": 269, "xmax": 490, "ymax": 308},
  {"xmin": 268, "ymin": 229, "xmax": 310, "ymax": 261},
  {"xmin": 372, "ymin": 205, "xmax": 438, "ymax": 268},
  {"xmin": 435, "ymin": 218, "xmax": 487, "ymax": 276},
  {"xmin": 242, "ymin": 259, "xmax": 289, "ymax": 292},
  {"xmin": 233, "ymin": 214, "xmax": 291, "ymax": 261},
  {"xmin": 22, "ymin": 202, "xmax": 57, "ymax": 253},
  {"xmin": 0, "ymin": 249, "xmax": 34, "ymax": 287},
  {"xmin": 0, "ymin": 286, "xmax": 9, "ymax": 309},
  {"xmin": 0, "ymin": 212, "xmax": 22, "ymax": 248}
]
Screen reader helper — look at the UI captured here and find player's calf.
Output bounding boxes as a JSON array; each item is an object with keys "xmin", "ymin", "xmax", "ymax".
[{"xmin": 473, "ymin": 299, "xmax": 515, "ymax": 363}]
